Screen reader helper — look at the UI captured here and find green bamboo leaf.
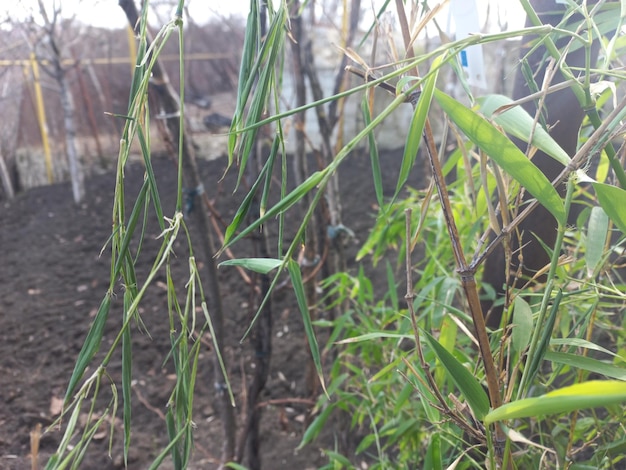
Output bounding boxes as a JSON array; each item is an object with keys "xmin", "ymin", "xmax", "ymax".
[
  {"xmin": 424, "ymin": 433, "xmax": 443, "ymax": 470},
  {"xmin": 361, "ymin": 97, "xmax": 383, "ymax": 210},
  {"xmin": 235, "ymin": 7, "xmax": 286, "ymax": 183},
  {"xmin": 585, "ymin": 206, "xmax": 609, "ymax": 275},
  {"xmin": 323, "ymin": 450, "xmax": 353, "ymax": 467},
  {"xmin": 525, "ymin": 289, "xmax": 562, "ymax": 390},
  {"xmin": 222, "ymin": 170, "xmax": 325, "ymax": 250},
  {"xmin": 422, "ymin": 330, "xmax": 490, "ymax": 420},
  {"xmin": 477, "ymin": 94, "xmax": 571, "ymax": 166},
  {"xmin": 385, "ymin": 260, "xmax": 398, "ymax": 311},
  {"xmin": 394, "ymin": 56, "xmax": 441, "ymax": 200},
  {"xmin": 288, "ymin": 259, "xmax": 327, "ymax": 395},
  {"xmin": 299, "ymin": 403, "xmax": 335, "ymax": 448},
  {"xmin": 225, "ymin": 463, "xmax": 250, "ymax": 470},
  {"xmin": 405, "ymin": 359, "xmax": 440, "ymax": 424},
  {"xmin": 223, "ymin": 154, "xmax": 270, "ymax": 244},
  {"xmin": 512, "ymin": 297, "xmax": 533, "ymax": 353},
  {"xmin": 545, "ymin": 351, "xmax": 626, "ymax": 380},
  {"xmin": 485, "ymin": 381, "xmax": 626, "ymax": 425},
  {"xmin": 434, "ymin": 89, "xmax": 565, "ymax": 223},
  {"xmin": 219, "ymin": 258, "xmax": 282, "ymax": 274},
  {"xmin": 435, "ymin": 315, "xmax": 458, "ymax": 387},
  {"xmin": 260, "ymin": 136, "xmax": 281, "ymax": 218},
  {"xmin": 592, "ymin": 183, "xmax": 626, "ymax": 235},
  {"xmin": 65, "ymin": 296, "xmax": 111, "ymax": 401},
  {"xmin": 335, "ymin": 332, "xmax": 412, "ymax": 344},
  {"xmin": 550, "ymin": 338, "xmax": 622, "ymax": 359}
]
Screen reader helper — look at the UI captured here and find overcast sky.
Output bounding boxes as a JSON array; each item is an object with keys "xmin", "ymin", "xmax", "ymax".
[
  {"xmin": 2, "ymin": 0, "xmax": 251, "ymax": 28},
  {"xmin": 3, "ymin": 0, "xmax": 526, "ymax": 31}
]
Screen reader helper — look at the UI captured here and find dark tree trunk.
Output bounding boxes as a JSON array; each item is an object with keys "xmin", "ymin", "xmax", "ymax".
[{"xmin": 481, "ymin": 0, "xmax": 601, "ymax": 328}]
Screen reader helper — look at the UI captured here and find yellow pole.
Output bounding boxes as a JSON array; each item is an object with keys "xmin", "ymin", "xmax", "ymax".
[
  {"xmin": 30, "ymin": 52, "xmax": 53, "ymax": 183},
  {"xmin": 127, "ymin": 25, "xmax": 137, "ymax": 76}
]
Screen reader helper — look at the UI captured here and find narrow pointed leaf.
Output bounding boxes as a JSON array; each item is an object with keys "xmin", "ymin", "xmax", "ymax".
[
  {"xmin": 434, "ymin": 89, "xmax": 565, "ymax": 223},
  {"xmin": 485, "ymin": 381, "xmax": 626, "ymax": 425},
  {"xmin": 422, "ymin": 330, "xmax": 490, "ymax": 420},
  {"xmin": 545, "ymin": 351, "xmax": 626, "ymax": 380},
  {"xmin": 65, "ymin": 295, "xmax": 111, "ymax": 401},
  {"xmin": 223, "ymin": 170, "xmax": 325, "ymax": 250},
  {"xmin": 593, "ymin": 183, "xmax": 626, "ymax": 235},
  {"xmin": 586, "ymin": 206, "xmax": 609, "ymax": 275},
  {"xmin": 219, "ymin": 258, "xmax": 282, "ymax": 274},
  {"xmin": 288, "ymin": 259, "xmax": 327, "ymax": 395},
  {"xmin": 477, "ymin": 94, "xmax": 571, "ymax": 166},
  {"xmin": 362, "ymin": 98, "xmax": 384, "ymax": 209},
  {"xmin": 395, "ymin": 56, "xmax": 441, "ymax": 200}
]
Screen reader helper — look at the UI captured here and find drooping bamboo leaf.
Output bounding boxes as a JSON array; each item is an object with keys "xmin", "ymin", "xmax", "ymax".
[
  {"xmin": 235, "ymin": 7, "xmax": 287, "ymax": 183},
  {"xmin": 223, "ymin": 152, "xmax": 272, "ymax": 243},
  {"xmin": 485, "ymin": 381, "xmax": 626, "ymax": 425},
  {"xmin": 585, "ymin": 206, "xmax": 609, "ymax": 275},
  {"xmin": 260, "ymin": 135, "xmax": 281, "ymax": 218},
  {"xmin": 222, "ymin": 170, "xmax": 325, "ymax": 249},
  {"xmin": 64, "ymin": 295, "xmax": 111, "ymax": 402},
  {"xmin": 545, "ymin": 351, "xmax": 626, "ymax": 380},
  {"xmin": 299, "ymin": 403, "xmax": 335, "ymax": 448},
  {"xmin": 593, "ymin": 183, "xmax": 626, "ymax": 235},
  {"xmin": 394, "ymin": 56, "xmax": 441, "ymax": 200},
  {"xmin": 422, "ymin": 330, "xmax": 490, "ymax": 420},
  {"xmin": 219, "ymin": 257, "xmax": 283, "ymax": 274},
  {"xmin": 434, "ymin": 89, "xmax": 565, "ymax": 223},
  {"xmin": 361, "ymin": 97, "xmax": 384, "ymax": 210},
  {"xmin": 550, "ymin": 338, "xmax": 623, "ymax": 360},
  {"xmin": 477, "ymin": 94, "xmax": 571, "ymax": 166},
  {"xmin": 288, "ymin": 259, "xmax": 327, "ymax": 395}
]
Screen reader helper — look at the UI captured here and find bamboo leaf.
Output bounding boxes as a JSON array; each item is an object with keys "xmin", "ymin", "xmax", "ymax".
[
  {"xmin": 424, "ymin": 433, "xmax": 443, "ymax": 470},
  {"xmin": 223, "ymin": 151, "xmax": 272, "ymax": 243},
  {"xmin": 288, "ymin": 259, "xmax": 327, "ymax": 395},
  {"xmin": 65, "ymin": 296, "xmax": 111, "ymax": 401},
  {"xmin": 222, "ymin": 170, "xmax": 325, "ymax": 249},
  {"xmin": 477, "ymin": 94, "xmax": 571, "ymax": 166},
  {"xmin": 485, "ymin": 381, "xmax": 626, "ymax": 425},
  {"xmin": 525, "ymin": 289, "xmax": 562, "ymax": 389},
  {"xmin": 219, "ymin": 258, "xmax": 282, "ymax": 274},
  {"xmin": 550, "ymin": 338, "xmax": 623, "ymax": 359},
  {"xmin": 545, "ymin": 351, "xmax": 626, "ymax": 380},
  {"xmin": 592, "ymin": 183, "xmax": 626, "ymax": 235},
  {"xmin": 395, "ymin": 57, "xmax": 441, "ymax": 200},
  {"xmin": 434, "ymin": 89, "xmax": 565, "ymax": 223},
  {"xmin": 422, "ymin": 330, "xmax": 490, "ymax": 420},
  {"xmin": 512, "ymin": 297, "xmax": 533, "ymax": 353},
  {"xmin": 585, "ymin": 206, "xmax": 609, "ymax": 275},
  {"xmin": 299, "ymin": 403, "xmax": 335, "ymax": 448},
  {"xmin": 335, "ymin": 332, "xmax": 413, "ymax": 344},
  {"xmin": 362, "ymin": 97, "xmax": 383, "ymax": 210}
]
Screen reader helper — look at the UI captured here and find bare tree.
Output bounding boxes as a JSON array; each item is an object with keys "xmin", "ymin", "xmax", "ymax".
[{"xmin": 22, "ymin": 0, "xmax": 85, "ymax": 203}]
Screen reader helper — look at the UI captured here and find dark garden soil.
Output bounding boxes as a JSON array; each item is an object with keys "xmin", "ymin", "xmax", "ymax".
[{"xmin": 0, "ymin": 148, "xmax": 423, "ymax": 470}]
